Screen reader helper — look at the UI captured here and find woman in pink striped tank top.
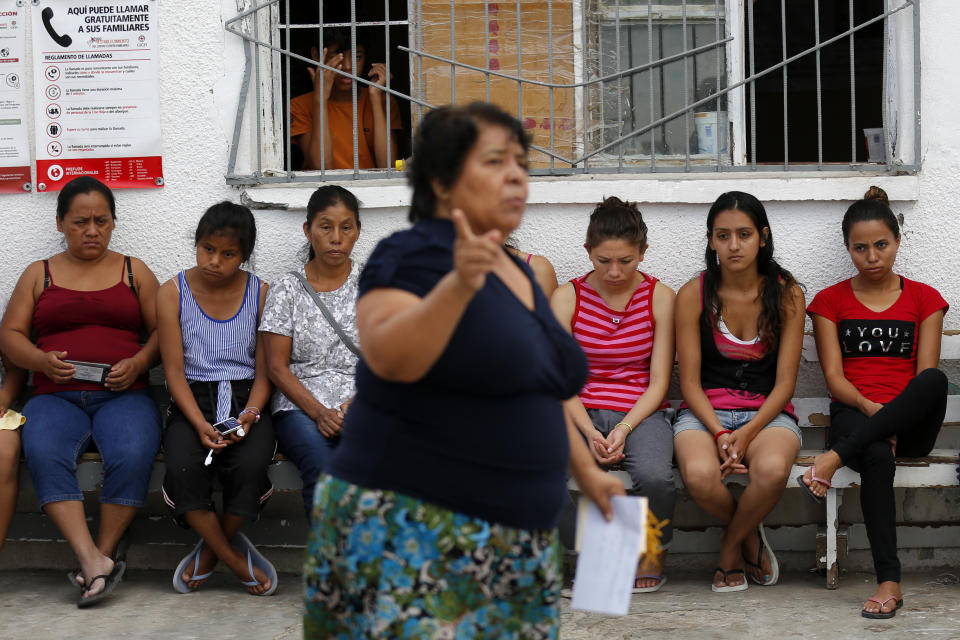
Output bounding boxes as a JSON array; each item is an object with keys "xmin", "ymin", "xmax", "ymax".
[{"xmin": 552, "ymin": 196, "xmax": 676, "ymax": 593}]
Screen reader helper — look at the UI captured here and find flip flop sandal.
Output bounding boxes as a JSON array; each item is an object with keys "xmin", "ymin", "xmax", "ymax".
[
  {"xmin": 711, "ymin": 567, "xmax": 748, "ymax": 593},
  {"xmin": 67, "ymin": 569, "xmax": 84, "ymax": 590},
  {"xmin": 632, "ymin": 574, "xmax": 667, "ymax": 593},
  {"xmin": 796, "ymin": 464, "xmax": 831, "ymax": 504},
  {"xmin": 743, "ymin": 522, "xmax": 780, "ymax": 586},
  {"xmin": 173, "ymin": 539, "xmax": 214, "ymax": 594},
  {"xmin": 76, "ymin": 560, "xmax": 126, "ymax": 608},
  {"xmin": 861, "ymin": 595, "xmax": 904, "ymax": 619},
  {"xmin": 233, "ymin": 532, "xmax": 278, "ymax": 596}
]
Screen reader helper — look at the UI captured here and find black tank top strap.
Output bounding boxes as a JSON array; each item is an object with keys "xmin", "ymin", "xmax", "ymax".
[
  {"xmin": 124, "ymin": 255, "xmax": 135, "ymax": 293},
  {"xmin": 42, "ymin": 259, "xmax": 52, "ymax": 289}
]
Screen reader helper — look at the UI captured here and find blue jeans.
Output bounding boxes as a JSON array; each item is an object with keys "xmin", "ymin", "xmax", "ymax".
[
  {"xmin": 274, "ymin": 409, "xmax": 339, "ymax": 517},
  {"xmin": 22, "ymin": 389, "xmax": 161, "ymax": 507}
]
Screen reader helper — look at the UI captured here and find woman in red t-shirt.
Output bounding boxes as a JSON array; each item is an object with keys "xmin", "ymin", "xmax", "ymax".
[{"xmin": 802, "ymin": 186, "xmax": 948, "ymax": 619}]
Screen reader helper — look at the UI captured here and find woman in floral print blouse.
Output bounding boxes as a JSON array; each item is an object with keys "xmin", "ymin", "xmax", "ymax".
[{"xmin": 260, "ymin": 185, "xmax": 361, "ymax": 518}]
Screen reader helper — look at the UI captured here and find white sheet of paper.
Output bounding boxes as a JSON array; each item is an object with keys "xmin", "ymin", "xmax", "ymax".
[{"xmin": 570, "ymin": 495, "xmax": 647, "ymax": 616}]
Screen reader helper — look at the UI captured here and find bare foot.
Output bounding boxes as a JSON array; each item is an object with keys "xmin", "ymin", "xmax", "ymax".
[
  {"xmin": 635, "ymin": 550, "xmax": 667, "ymax": 589},
  {"xmin": 862, "ymin": 581, "xmax": 902, "ymax": 616},
  {"xmin": 78, "ymin": 555, "xmax": 115, "ymax": 599},
  {"xmin": 800, "ymin": 450, "xmax": 843, "ymax": 498},
  {"xmin": 183, "ymin": 544, "xmax": 218, "ymax": 590},
  {"xmin": 222, "ymin": 546, "xmax": 271, "ymax": 595}
]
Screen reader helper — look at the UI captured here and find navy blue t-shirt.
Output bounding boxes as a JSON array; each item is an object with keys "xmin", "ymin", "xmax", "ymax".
[{"xmin": 327, "ymin": 218, "xmax": 588, "ymax": 530}]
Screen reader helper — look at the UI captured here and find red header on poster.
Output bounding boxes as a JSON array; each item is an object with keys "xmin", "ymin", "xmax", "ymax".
[
  {"xmin": 0, "ymin": 166, "xmax": 30, "ymax": 193},
  {"xmin": 37, "ymin": 157, "xmax": 163, "ymax": 190}
]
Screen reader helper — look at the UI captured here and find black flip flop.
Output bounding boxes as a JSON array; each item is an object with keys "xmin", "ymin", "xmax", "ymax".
[
  {"xmin": 67, "ymin": 569, "xmax": 84, "ymax": 590},
  {"xmin": 796, "ymin": 470, "xmax": 825, "ymax": 504},
  {"xmin": 861, "ymin": 596, "xmax": 903, "ymax": 619},
  {"xmin": 77, "ymin": 560, "xmax": 126, "ymax": 608}
]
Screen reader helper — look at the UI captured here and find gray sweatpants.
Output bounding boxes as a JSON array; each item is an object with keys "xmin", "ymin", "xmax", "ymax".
[{"xmin": 559, "ymin": 408, "xmax": 676, "ymax": 550}]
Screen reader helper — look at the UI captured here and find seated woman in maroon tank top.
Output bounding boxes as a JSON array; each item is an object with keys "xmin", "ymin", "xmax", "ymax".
[{"xmin": 0, "ymin": 176, "xmax": 162, "ymax": 608}]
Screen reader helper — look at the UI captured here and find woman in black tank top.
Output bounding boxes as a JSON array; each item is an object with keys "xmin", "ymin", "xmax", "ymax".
[{"xmin": 674, "ymin": 191, "xmax": 805, "ymax": 593}]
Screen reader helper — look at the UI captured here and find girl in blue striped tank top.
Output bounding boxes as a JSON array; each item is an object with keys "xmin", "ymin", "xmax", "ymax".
[{"xmin": 158, "ymin": 202, "xmax": 278, "ymax": 596}]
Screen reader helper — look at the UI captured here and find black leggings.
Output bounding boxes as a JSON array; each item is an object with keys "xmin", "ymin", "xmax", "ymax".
[{"xmin": 828, "ymin": 368, "xmax": 947, "ymax": 583}]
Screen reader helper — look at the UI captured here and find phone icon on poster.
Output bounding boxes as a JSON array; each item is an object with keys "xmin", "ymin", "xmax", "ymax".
[
  {"xmin": 42, "ymin": 7, "xmax": 73, "ymax": 49},
  {"xmin": 47, "ymin": 141, "xmax": 62, "ymax": 157}
]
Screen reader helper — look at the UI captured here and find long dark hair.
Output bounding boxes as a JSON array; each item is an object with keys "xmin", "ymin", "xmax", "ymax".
[
  {"xmin": 306, "ymin": 185, "xmax": 360, "ymax": 260},
  {"xmin": 407, "ymin": 102, "xmax": 529, "ymax": 222},
  {"xmin": 841, "ymin": 185, "xmax": 899, "ymax": 246},
  {"xmin": 703, "ymin": 191, "xmax": 797, "ymax": 349}
]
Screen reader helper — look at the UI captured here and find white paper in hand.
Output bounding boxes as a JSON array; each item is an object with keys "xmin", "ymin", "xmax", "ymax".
[{"xmin": 570, "ymin": 495, "xmax": 647, "ymax": 616}]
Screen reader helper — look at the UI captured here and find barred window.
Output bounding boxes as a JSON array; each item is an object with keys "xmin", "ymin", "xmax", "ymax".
[{"xmin": 224, "ymin": 0, "xmax": 919, "ymax": 184}]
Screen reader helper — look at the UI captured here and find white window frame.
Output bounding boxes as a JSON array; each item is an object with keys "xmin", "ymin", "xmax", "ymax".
[{"xmin": 225, "ymin": 0, "xmax": 920, "ymax": 205}]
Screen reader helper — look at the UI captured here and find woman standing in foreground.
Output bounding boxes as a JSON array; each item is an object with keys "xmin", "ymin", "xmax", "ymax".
[
  {"xmin": 303, "ymin": 102, "xmax": 624, "ymax": 639},
  {"xmin": 801, "ymin": 187, "xmax": 947, "ymax": 618},
  {"xmin": 673, "ymin": 192, "xmax": 804, "ymax": 592}
]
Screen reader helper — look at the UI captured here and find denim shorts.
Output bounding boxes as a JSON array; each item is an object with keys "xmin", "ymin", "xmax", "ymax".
[{"xmin": 672, "ymin": 408, "xmax": 802, "ymax": 444}]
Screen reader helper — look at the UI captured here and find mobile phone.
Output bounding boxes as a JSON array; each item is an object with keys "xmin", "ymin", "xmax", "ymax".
[
  {"xmin": 213, "ymin": 417, "xmax": 242, "ymax": 437},
  {"xmin": 64, "ymin": 360, "xmax": 111, "ymax": 384}
]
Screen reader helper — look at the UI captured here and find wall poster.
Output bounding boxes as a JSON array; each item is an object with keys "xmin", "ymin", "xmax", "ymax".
[
  {"xmin": 0, "ymin": 1, "xmax": 30, "ymax": 193},
  {"xmin": 32, "ymin": 1, "xmax": 162, "ymax": 191}
]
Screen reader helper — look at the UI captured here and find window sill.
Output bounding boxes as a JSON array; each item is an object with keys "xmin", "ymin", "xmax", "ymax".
[{"xmin": 239, "ymin": 171, "xmax": 919, "ymax": 210}]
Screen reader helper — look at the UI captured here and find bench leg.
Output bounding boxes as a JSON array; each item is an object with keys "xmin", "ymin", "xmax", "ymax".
[{"xmin": 825, "ymin": 487, "xmax": 841, "ymax": 589}]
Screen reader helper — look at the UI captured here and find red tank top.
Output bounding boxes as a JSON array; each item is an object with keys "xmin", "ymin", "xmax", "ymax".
[
  {"xmin": 32, "ymin": 257, "xmax": 147, "ymax": 394},
  {"xmin": 571, "ymin": 271, "xmax": 669, "ymax": 412}
]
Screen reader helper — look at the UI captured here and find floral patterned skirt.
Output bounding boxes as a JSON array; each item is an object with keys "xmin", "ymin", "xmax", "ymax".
[{"xmin": 304, "ymin": 475, "xmax": 561, "ymax": 639}]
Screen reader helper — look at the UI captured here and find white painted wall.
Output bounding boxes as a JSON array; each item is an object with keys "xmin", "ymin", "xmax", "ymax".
[{"xmin": 2, "ymin": 0, "xmax": 958, "ymax": 336}]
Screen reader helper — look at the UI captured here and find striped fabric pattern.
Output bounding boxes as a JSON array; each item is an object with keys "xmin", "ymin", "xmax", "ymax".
[
  {"xmin": 571, "ymin": 272, "xmax": 662, "ymax": 412},
  {"xmin": 178, "ymin": 270, "xmax": 261, "ymax": 421}
]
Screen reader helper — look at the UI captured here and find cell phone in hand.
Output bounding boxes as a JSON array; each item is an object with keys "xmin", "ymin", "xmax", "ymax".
[
  {"xmin": 64, "ymin": 360, "xmax": 111, "ymax": 384},
  {"xmin": 213, "ymin": 417, "xmax": 242, "ymax": 437}
]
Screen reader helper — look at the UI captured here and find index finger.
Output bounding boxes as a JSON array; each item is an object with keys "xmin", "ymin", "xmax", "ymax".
[{"xmin": 451, "ymin": 208, "xmax": 476, "ymax": 241}]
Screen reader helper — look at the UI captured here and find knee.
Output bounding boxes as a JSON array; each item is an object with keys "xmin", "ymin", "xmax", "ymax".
[
  {"xmin": 628, "ymin": 460, "xmax": 675, "ymax": 494},
  {"xmin": 680, "ymin": 461, "xmax": 721, "ymax": 496},
  {"xmin": 749, "ymin": 456, "xmax": 792, "ymax": 487},
  {"xmin": 917, "ymin": 368, "xmax": 947, "ymax": 395},
  {"xmin": 860, "ymin": 442, "xmax": 895, "ymax": 477}
]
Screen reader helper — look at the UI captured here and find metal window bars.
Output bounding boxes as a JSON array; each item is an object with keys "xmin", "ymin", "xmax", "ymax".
[{"xmin": 224, "ymin": 0, "xmax": 920, "ymax": 186}]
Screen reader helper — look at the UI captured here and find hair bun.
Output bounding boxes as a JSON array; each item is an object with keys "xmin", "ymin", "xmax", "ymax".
[{"xmin": 863, "ymin": 185, "xmax": 889, "ymax": 204}]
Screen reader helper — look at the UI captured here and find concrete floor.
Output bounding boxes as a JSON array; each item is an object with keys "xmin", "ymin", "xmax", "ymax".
[{"xmin": 0, "ymin": 570, "xmax": 958, "ymax": 640}]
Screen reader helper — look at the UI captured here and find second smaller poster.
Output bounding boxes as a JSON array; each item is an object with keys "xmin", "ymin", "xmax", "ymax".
[{"xmin": 32, "ymin": 1, "xmax": 163, "ymax": 191}]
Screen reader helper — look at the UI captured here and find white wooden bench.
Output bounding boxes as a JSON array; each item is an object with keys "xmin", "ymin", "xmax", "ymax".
[{"xmin": 569, "ymin": 395, "xmax": 960, "ymax": 589}]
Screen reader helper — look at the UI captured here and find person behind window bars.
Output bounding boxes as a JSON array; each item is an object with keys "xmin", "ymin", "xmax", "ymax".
[
  {"xmin": 801, "ymin": 186, "xmax": 948, "ymax": 619},
  {"xmin": 302, "ymin": 102, "xmax": 624, "ymax": 638},
  {"xmin": 673, "ymin": 192, "xmax": 805, "ymax": 593},
  {"xmin": 290, "ymin": 27, "xmax": 403, "ymax": 171}
]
